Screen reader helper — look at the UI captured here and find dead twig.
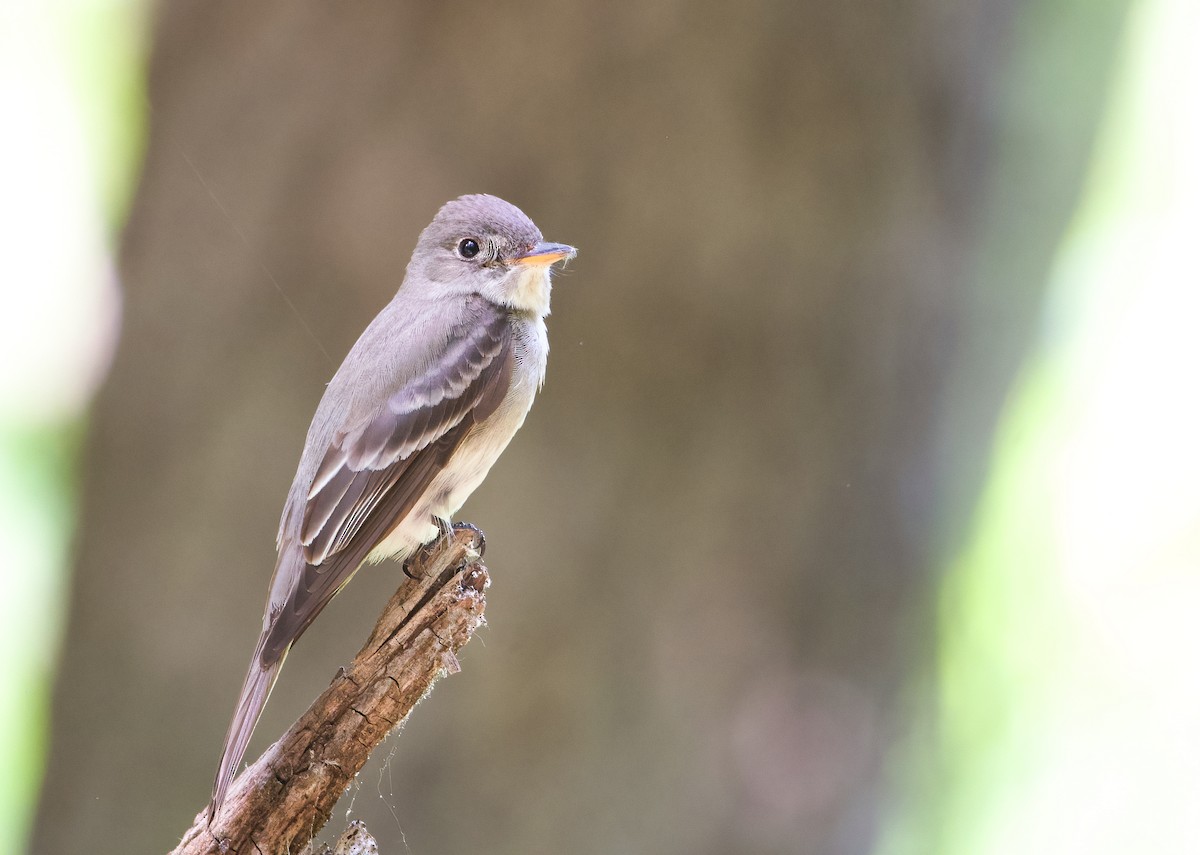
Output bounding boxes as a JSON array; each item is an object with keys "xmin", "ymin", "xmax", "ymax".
[{"xmin": 171, "ymin": 527, "xmax": 489, "ymax": 855}]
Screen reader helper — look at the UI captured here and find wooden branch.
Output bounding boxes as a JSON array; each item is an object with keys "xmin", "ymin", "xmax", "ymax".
[{"xmin": 171, "ymin": 527, "xmax": 489, "ymax": 855}]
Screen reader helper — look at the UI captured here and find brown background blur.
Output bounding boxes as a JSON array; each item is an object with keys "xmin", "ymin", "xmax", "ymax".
[{"xmin": 33, "ymin": 1, "xmax": 1128, "ymax": 853}]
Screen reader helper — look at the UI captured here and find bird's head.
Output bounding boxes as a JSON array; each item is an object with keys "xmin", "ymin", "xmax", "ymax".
[{"xmin": 406, "ymin": 194, "xmax": 576, "ymax": 317}]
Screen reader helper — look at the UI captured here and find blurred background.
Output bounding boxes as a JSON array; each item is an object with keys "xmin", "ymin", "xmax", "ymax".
[{"xmin": 4, "ymin": 0, "xmax": 1197, "ymax": 853}]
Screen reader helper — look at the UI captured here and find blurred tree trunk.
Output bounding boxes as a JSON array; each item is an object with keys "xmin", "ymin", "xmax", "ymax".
[{"xmin": 34, "ymin": 1, "xmax": 1128, "ymax": 854}]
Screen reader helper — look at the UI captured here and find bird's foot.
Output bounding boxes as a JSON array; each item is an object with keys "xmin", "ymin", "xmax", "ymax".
[
  {"xmin": 451, "ymin": 521, "xmax": 486, "ymax": 556},
  {"xmin": 402, "ymin": 517, "xmax": 454, "ymax": 579},
  {"xmin": 402, "ymin": 541, "xmax": 438, "ymax": 580},
  {"xmin": 403, "ymin": 519, "xmax": 485, "ymax": 579},
  {"xmin": 400, "ymin": 554, "xmax": 423, "ymax": 580}
]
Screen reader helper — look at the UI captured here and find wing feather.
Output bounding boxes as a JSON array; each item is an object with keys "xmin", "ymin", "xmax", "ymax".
[
  {"xmin": 302, "ymin": 465, "xmax": 359, "ymax": 545},
  {"xmin": 262, "ymin": 422, "xmax": 469, "ymax": 662},
  {"xmin": 261, "ymin": 302, "xmax": 513, "ymax": 665},
  {"xmin": 299, "ymin": 307, "xmax": 508, "ymax": 563}
]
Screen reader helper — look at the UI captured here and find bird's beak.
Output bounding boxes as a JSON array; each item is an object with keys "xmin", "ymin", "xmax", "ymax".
[{"xmin": 513, "ymin": 242, "xmax": 577, "ymax": 267}]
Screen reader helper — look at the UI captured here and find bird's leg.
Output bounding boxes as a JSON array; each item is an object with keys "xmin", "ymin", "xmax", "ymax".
[
  {"xmin": 402, "ymin": 516, "xmax": 454, "ymax": 579},
  {"xmin": 433, "ymin": 515, "xmax": 463, "ymax": 566},
  {"xmin": 451, "ymin": 521, "xmax": 486, "ymax": 556}
]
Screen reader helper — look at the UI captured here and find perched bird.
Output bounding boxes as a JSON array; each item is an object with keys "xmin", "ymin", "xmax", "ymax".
[{"xmin": 209, "ymin": 194, "xmax": 575, "ymax": 822}]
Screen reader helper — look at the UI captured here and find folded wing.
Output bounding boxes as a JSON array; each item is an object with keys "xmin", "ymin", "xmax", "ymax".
[{"xmin": 261, "ymin": 300, "xmax": 513, "ymax": 663}]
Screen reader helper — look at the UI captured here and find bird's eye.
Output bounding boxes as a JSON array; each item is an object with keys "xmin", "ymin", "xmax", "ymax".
[{"xmin": 457, "ymin": 238, "xmax": 481, "ymax": 259}]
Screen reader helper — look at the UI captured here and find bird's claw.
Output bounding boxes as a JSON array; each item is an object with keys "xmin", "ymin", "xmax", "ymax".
[
  {"xmin": 405, "ymin": 520, "xmax": 485, "ymax": 579},
  {"xmin": 451, "ymin": 521, "xmax": 486, "ymax": 556},
  {"xmin": 403, "ymin": 532, "xmax": 443, "ymax": 579}
]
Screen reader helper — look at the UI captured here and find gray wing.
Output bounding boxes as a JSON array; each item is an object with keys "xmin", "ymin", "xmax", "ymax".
[{"xmin": 260, "ymin": 302, "xmax": 513, "ymax": 663}]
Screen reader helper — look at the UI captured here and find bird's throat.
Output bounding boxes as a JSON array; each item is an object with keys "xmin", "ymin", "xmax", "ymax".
[{"xmin": 509, "ymin": 265, "xmax": 552, "ymax": 316}]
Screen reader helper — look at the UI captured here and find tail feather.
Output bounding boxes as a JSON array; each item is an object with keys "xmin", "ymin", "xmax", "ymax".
[{"xmin": 208, "ymin": 638, "xmax": 286, "ymax": 826}]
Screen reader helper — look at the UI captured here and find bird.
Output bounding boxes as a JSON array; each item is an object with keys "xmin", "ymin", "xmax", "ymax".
[{"xmin": 208, "ymin": 194, "xmax": 575, "ymax": 823}]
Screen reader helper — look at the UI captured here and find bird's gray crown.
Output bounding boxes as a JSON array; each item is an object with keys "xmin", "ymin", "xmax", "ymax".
[{"xmin": 418, "ymin": 194, "xmax": 543, "ymax": 258}]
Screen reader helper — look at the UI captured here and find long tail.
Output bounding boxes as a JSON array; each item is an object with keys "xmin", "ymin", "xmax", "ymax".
[{"xmin": 208, "ymin": 635, "xmax": 286, "ymax": 825}]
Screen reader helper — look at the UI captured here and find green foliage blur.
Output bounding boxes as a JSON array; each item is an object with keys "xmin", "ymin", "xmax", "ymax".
[
  {"xmin": 882, "ymin": 0, "xmax": 1200, "ymax": 851},
  {"xmin": 0, "ymin": 1, "xmax": 142, "ymax": 851}
]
